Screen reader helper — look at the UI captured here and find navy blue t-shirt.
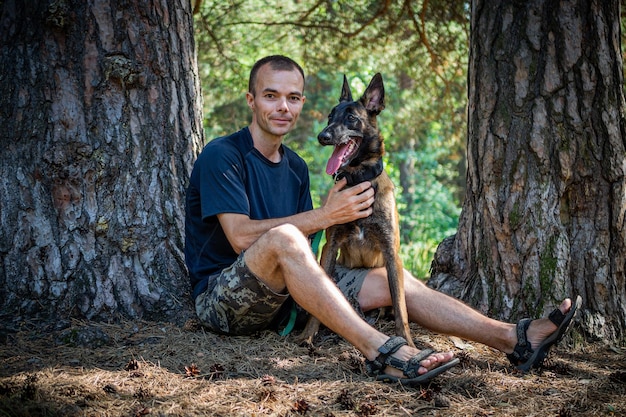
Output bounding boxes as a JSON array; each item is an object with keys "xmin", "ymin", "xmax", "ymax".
[{"xmin": 185, "ymin": 127, "xmax": 313, "ymax": 299}]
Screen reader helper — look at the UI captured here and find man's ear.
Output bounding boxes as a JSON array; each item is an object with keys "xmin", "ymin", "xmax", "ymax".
[
  {"xmin": 246, "ymin": 91, "xmax": 255, "ymax": 109},
  {"xmin": 360, "ymin": 73, "xmax": 385, "ymax": 114}
]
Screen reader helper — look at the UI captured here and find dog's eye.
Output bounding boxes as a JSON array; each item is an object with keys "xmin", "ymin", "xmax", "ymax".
[{"xmin": 347, "ymin": 114, "xmax": 358, "ymax": 122}]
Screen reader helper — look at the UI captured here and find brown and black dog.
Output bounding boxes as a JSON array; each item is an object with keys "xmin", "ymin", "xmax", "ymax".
[{"xmin": 300, "ymin": 73, "xmax": 414, "ymax": 348}]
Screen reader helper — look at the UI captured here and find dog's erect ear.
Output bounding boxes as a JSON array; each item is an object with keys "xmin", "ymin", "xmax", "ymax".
[
  {"xmin": 361, "ymin": 73, "xmax": 385, "ymax": 114},
  {"xmin": 340, "ymin": 74, "xmax": 353, "ymax": 102}
]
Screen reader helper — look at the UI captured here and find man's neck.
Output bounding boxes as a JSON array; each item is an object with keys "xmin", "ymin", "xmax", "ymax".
[{"xmin": 248, "ymin": 124, "xmax": 283, "ymax": 163}]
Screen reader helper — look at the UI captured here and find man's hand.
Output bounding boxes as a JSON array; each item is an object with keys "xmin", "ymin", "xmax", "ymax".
[{"xmin": 322, "ymin": 178, "xmax": 375, "ymax": 225}]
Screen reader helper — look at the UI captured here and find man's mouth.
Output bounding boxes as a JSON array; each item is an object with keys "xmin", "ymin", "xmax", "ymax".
[
  {"xmin": 325, "ymin": 138, "xmax": 360, "ymax": 175},
  {"xmin": 271, "ymin": 113, "xmax": 293, "ymax": 122}
]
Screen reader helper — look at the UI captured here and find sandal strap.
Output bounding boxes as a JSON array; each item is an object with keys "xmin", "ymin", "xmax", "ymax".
[
  {"xmin": 548, "ymin": 307, "xmax": 566, "ymax": 326},
  {"xmin": 506, "ymin": 318, "xmax": 534, "ymax": 365},
  {"xmin": 365, "ymin": 336, "xmax": 437, "ymax": 379},
  {"xmin": 366, "ymin": 336, "xmax": 407, "ymax": 374},
  {"xmin": 386, "ymin": 348, "xmax": 434, "ymax": 379}
]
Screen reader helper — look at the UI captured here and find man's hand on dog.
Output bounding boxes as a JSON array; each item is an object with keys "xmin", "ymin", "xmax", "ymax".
[{"xmin": 322, "ymin": 177, "xmax": 375, "ymax": 224}]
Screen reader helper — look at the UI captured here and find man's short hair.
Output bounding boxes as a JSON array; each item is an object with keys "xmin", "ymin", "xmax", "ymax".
[{"xmin": 248, "ymin": 55, "xmax": 305, "ymax": 96}]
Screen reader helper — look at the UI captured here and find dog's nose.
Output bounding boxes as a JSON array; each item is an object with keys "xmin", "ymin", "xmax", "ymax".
[{"xmin": 317, "ymin": 129, "xmax": 332, "ymax": 144}]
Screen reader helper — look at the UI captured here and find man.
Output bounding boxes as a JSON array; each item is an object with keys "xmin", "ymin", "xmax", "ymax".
[{"xmin": 185, "ymin": 55, "xmax": 580, "ymax": 384}]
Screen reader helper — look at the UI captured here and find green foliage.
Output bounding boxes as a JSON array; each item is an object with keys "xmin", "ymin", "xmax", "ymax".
[
  {"xmin": 193, "ymin": 0, "xmax": 469, "ymax": 277},
  {"xmin": 386, "ymin": 123, "xmax": 461, "ymax": 279}
]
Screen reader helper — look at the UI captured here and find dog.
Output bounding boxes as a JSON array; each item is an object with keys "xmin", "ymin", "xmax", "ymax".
[{"xmin": 299, "ymin": 73, "xmax": 414, "ymax": 348}]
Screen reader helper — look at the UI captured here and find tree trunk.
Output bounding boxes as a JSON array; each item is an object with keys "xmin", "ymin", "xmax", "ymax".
[
  {"xmin": 0, "ymin": 0, "xmax": 203, "ymax": 323},
  {"xmin": 429, "ymin": 0, "xmax": 626, "ymax": 341}
]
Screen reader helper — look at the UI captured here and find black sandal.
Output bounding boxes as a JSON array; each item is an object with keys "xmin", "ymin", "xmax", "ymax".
[
  {"xmin": 365, "ymin": 336, "xmax": 460, "ymax": 386},
  {"xmin": 507, "ymin": 295, "xmax": 582, "ymax": 372}
]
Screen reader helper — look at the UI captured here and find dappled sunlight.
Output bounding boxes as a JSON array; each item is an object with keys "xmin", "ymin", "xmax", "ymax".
[{"xmin": 1, "ymin": 319, "xmax": 624, "ymax": 416}]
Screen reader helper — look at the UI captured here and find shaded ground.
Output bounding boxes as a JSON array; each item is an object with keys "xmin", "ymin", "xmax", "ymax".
[{"xmin": 0, "ymin": 317, "xmax": 624, "ymax": 416}]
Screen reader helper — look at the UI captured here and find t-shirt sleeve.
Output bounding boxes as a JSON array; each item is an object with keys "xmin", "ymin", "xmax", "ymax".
[{"xmin": 197, "ymin": 144, "xmax": 249, "ymax": 220}]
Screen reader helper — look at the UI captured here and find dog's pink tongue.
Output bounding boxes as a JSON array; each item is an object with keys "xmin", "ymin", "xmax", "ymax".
[{"xmin": 326, "ymin": 144, "xmax": 349, "ymax": 175}]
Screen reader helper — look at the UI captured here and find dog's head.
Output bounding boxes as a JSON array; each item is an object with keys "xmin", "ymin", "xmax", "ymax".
[{"xmin": 318, "ymin": 74, "xmax": 385, "ymax": 180}]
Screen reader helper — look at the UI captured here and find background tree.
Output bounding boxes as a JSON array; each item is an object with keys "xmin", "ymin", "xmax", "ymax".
[
  {"xmin": 0, "ymin": 0, "xmax": 203, "ymax": 323},
  {"xmin": 430, "ymin": 0, "xmax": 626, "ymax": 341}
]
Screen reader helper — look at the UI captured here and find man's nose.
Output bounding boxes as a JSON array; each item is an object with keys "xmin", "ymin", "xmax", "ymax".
[{"xmin": 276, "ymin": 97, "xmax": 289, "ymax": 112}]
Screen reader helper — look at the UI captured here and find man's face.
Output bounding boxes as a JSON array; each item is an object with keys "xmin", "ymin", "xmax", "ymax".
[{"xmin": 246, "ymin": 65, "xmax": 306, "ymax": 139}]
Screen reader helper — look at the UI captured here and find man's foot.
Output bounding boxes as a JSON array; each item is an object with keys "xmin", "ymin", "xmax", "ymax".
[
  {"xmin": 383, "ymin": 345, "xmax": 455, "ymax": 377},
  {"xmin": 365, "ymin": 336, "xmax": 459, "ymax": 386},
  {"xmin": 507, "ymin": 296, "xmax": 582, "ymax": 372},
  {"xmin": 524, "ymin": 298, "xmax": 572, "ymax": 349}
]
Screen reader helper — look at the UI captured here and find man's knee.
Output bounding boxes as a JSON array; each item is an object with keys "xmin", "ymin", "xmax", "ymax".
[{"xmin": 264, "ymin": 223, "xmax": 309, "ymax": 250}]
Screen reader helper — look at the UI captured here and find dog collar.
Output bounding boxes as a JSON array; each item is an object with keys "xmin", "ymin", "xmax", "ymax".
[{"xmin": 334, "ymin": 159, "xmax": 384, "ymax": 186}]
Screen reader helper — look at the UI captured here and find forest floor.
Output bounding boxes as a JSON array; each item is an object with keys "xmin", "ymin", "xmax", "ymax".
[{"xmin": 0, "ymin": 316, "xmax": 625, "ymax": 417}]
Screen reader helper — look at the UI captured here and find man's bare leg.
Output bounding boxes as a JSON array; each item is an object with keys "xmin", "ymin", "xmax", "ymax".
[
  {"xmin": 358, "ymin": 267, "xmax": 574, "ymax": 354},
  {"xmin": 243, "ymin": 224, "xmax": 455, "ymax": 377}
]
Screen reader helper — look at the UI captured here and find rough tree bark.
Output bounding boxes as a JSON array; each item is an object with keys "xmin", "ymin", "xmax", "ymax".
[
  {"xmin": 429, "ymin": 0, "xmax": 626, "ymax": 342},
  {"xmin": 0, "ymin": 0, "xmax": 203, "ymax": 323}
]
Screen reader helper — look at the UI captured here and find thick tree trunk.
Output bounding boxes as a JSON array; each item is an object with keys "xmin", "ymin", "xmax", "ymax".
[
  {"xmin": 429, "ymin": 0, "xmax": 626, "ymax": 341},
  {"xmin": 0, "ymin": 0, "xmax": 203, "ymax": 323}
]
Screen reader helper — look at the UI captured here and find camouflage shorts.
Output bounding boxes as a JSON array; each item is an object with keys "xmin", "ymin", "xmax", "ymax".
[
  {"xmin": 195, "ymin": 252, "xmax": 370, "ymax": 335},
  {"xmin": 333, "ymin": 265, "xmax": 370, "ymax": 316}
]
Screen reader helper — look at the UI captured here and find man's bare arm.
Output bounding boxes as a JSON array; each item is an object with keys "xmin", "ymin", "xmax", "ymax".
[{"xmin": 218, "ymin": 178, "xmax": 375, "ymax": 254}]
